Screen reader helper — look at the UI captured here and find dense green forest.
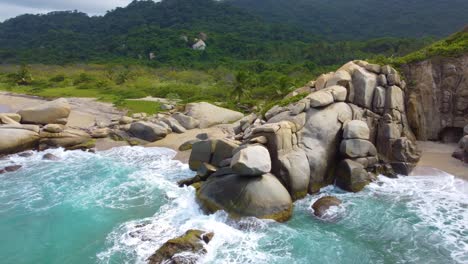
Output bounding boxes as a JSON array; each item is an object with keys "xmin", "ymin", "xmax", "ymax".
[
  {"xmin": 228, "ymin": 0, "xmax": 468, "ymax": 40},
  {"xmin": 0, "ymin": 0, "xmax": 432, "ymax": 68},
  {"xmin": 0, "ymin": 0, "xmax": 464, "ymax": 114}
]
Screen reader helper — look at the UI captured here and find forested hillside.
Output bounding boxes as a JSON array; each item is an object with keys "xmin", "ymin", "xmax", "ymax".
[
  {"xmin": 229, "ymin": 0, "xmax": 468, "ymax": 40},
  {"xmin": 0, "ymin": 0, "xmax": 431, "ymax": 67}
]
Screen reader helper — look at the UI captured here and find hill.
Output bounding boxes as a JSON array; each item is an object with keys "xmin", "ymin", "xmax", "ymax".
[
  {"xmin": 0, "ymin": 0, "xmax": 430, "ymax": 67},
  {"xmin": 228, "ymin": 0, "xmax": 468, "ymax": 40}
]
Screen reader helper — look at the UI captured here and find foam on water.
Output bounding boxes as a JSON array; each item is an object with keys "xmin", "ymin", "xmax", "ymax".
[{"xmin": 0, "ymin": 147, "xmax": 467, "ymax": 264}]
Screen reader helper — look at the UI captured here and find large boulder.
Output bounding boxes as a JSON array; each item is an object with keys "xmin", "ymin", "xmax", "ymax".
[
  {"xmin": 343, "ymin": 120, "xmax": 370, "ymax": 140},
  {"xmin": 147, "ymin": 229, "xmax": 214, "ymax": 264},
  {"xmin": 39, "ymin": 128, "xmax": 92, "ymax": 150},
  {"xmin": 0, "ymin": 126, "xmax": 40, "ymax": 155},
  {"xmin": 197, "ymin": 173, "xmax": 293, "ymax": 222},
  {"xmin": 335, "ymin": 159, "xmax": 372, "ymax": 192},
  {"xmin": 300, "ymin": 103, "xmax": 353, "ymax": 193},
  {"xmin": 189, "ymin": 139, "xmax": 239, "ymax": 170},
  {"xmin": 18, "ymin": 98, "xmax": 71, "ymax": 125},
  {"xmin": 312, "ymin": 196, "xmax": 342, "ymax": 218},
  {"xmin": 128, "ymin": 121, "xmax": 168, "ymax": 142},
  {"xmin": 340, "ymin": 139, "xmax": 377, "ymax": 158},
  {"xmin": 230, "ymin": 145, "xmax": 271, "ymax": 176},
  {"xmin": 161, "ymin": 116, "xmax": 186, "ymax": 133},
  {"xmin": 352, "ymin": 67, "xmax": 377, "ymax": 109},
  {"xmin": 306, "ymin": 90, "xmax": 334, "ymax": 108},
  {"xmin": 185, "ymin": 102, "xmax": 244, "ymax": 128},
  {"xmin": 0, "ymin": 113, "xmax": 21, "ymax": 124}
]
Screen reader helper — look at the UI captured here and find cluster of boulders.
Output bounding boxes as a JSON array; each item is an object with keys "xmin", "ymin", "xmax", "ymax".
[
  {"xmin": 183, "ymin": 60, "xmax": 421, "ymax": 222},
  {"xmin": 452, "ymin": 125, "xmax": 468, "ymax": 163},
  {"xmin": 103, "ymin": 102, "xmax": 244, "ymax": 144},
  {"xmin": 0, "ymin": 98, "xmax": 93, "ymax": 156}
]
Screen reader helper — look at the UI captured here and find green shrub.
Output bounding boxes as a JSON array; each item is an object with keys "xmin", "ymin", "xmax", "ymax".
[{"xmin": 49, "ymin": 74, "xmax": 66, "ymax": 82}]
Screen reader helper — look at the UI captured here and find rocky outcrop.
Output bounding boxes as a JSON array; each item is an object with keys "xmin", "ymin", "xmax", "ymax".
[
  {"xmin": 402, "ymin": 54, "xmax": 468, "ymax": 142},
  {"xmin": 0, "ymin": 125, "xmax": 40, "ymax": 155},
  {"xmin": 147, "ymin": 229, "xmax": 214, "ymax": 264},
  {"xmin": 17, "ymin": 98, "xmax": 71, "ymax": 125},
  {"xmin": 185, "ymin": 60, "xmax": 420, "ymax": 223},
  {"xmin": 197, "ymin": 173, "xmax": 293, "ymax": 222}
]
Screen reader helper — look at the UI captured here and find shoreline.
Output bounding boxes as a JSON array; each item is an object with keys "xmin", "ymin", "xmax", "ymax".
[{"xmin": 1, "ymin": 91, "xmax": 466, "ymax": 180}]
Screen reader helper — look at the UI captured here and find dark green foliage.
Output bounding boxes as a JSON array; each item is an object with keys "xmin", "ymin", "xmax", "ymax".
[
  {"xmin": 229, "ymin": 0, "xmax": 468, "ymax": 40},
  {"xmin": 0, "ymin": 0, "xmax": 431, "ymax": 67},
  {"xmin": 8, "ymin": 65, "xmax": 33, "ymax": 85}
]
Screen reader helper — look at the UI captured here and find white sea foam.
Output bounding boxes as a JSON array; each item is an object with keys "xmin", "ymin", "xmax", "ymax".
[{"xmin": 2, "ymin": 147, "xmax": 467, "ymax": 264}]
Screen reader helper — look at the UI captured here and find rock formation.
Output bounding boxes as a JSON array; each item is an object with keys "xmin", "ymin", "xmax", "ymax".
[
  {"xmin": 147, "ymin": 229, "xmax": 214, "ymax": 264},
  {"xmin": 187, "ymin": 60, "xmax": 421, "ymax": 222},
  {"xmin": 0, "ymin": 98, "xmax": 93, "ymax": 155},
  {"xmin": 402, "ymin": 54, "xmax": 468, "ymax": 142}
]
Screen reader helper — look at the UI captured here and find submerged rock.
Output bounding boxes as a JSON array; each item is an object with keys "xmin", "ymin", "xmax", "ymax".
[
  {"xmin": 335, "ymin": 159, "xmax": 372, "ymax": 192},
  {"xmin": 197, "ymin": 173, "xmax": 293, "ymax": 222},
  {"xmin": 147, "ymin": 229, "xmax": 214, "ymax": 264},
  {"xmin": 42, "ymin": 153, "xmax": 60, "ymax": 161},
  {"xmin": 4, "ymin": 165, "xmax": 22, "ymax": 172},
  {"xmin": 312, "ymin": 196, "xmax": 342, "ymax": 218}
]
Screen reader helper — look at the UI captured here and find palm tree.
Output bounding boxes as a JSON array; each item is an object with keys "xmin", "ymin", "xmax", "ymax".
[{"xmin": 231, "ymin": 71, "xmax": 251, "ymax": 101}]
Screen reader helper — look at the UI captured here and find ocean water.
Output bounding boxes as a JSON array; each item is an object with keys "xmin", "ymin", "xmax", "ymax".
[{"xmin": 0, "ymin": 147, "xmax": 467, "ymax": 264}]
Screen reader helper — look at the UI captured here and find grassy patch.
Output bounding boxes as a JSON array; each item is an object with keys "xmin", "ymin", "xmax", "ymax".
[{"xmin": 118, "ymin": 100, "xmax": 162, "ymax": 115}]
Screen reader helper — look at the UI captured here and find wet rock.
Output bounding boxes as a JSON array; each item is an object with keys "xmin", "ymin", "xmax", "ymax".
[
  {"xmin": 312, "ymin": 196, "xmax": 342, "ymax": 218},
  {"xmin": 197, "ymin": 173, "xmax": 293, "ymax": 222},
  {"xmin": 147, "ymin": 229, "xmax": 214, "ymax": 264},
  {"xmin": 4, "ymin": 165, "xmax": 22, "ymax": 172},
  {"xmin": 18, "ymin": 151, "xmax": 34, "ymax": 157},
  {"xmin": 42, "ymin": 153, "xmax": 60, "ymax": 161},
  {"xmin": 335, "ymin": 159, "xmax": 372, "ymax": 192}
]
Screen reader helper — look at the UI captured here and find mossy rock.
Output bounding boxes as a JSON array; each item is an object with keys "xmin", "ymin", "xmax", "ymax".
[{"xmin": 147, "ymin": 229, "xmax": 214, "ymax": 264}]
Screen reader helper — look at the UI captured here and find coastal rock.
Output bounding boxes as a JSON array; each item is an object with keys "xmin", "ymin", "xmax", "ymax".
[
  {"xmin": 326, "ymin": 70, "xmax": 352, "ymax": 88},
  {"xmin": 161, "ymin": 116, "xmax": 186, "ymax": 133},
  {"xmin": 18, "ymin": 98, "xmax": 71, "ymax": 125},
  {"xmin": 197, "ymin": 173, "xmax": 293, "ymax": 222},
  {"xmin": 90, "ymin": 128, "xmax": 110, "ymax": 138},
  {"xmin": 402, "ymin": 55, "xmax": 468, "ymax": 140},
  {"xmin": 340, "ymin": 139, "xmax": 377, "ymax": 158},
  {"xmin": 307, "ymin": 90, "xmax": 335, "ymax": 108},
  {"xmin": 119, "ymin": 116, "xmax": 133, "ymax": 125},
  {"xmin": 230, "ymin": 145, "xmax": 271, "ymax": 176},
  {"xmin": 42, "ymin": 153, "xmax": 60, "ymax": 160},
  {"xmin": 312, "ymin": 196, "xmax": 342, "ymax": 218},
  {"xmin": 128, "ymin": 121, "xmax": 168, "ymax": 142},
  {"xmin": 147, "ymin": 229, "xmax": 214, "ymax": 264},
  {"xmin": 335, "ymin": 159, "xmax": 371, "ymax": 192},
  {"xmin": 39, "ymin": 128, "xmax": 92, "ymax": 150},
  {"xmin": 172, "ymin": 113, "xmax": 200, "ymax": 130},
  {"xmin": 43, "ymin": 124, "xmax": 64, "ymax": 133},
  {"xmin": 352, "ymin": 67, "xmax": 377, "ymax": 109},
  {"xmin": 343, "ymin": 120, "xmax": 370, "ymax": 140},
  {"xmin": 179, "ymin": 139, "xmax": 201, "ymax": 151},
  {"xmin": 0, "ymin": 126, "xmax": 40, "ymax": 155},
  {"xmin": 185, "ymin": 102, "xmax": 244, "ymax": 128},
  {"xmin": 0, "ymin": 113, "xmax": 20, "ymax": 124},
  {"xmin": 386, "ymin": 85, "xmax": 405, "ymax": 112},
  {"xmin": 4, "ymin": 165, "xmax": 22, "ymax": 172},
  {"xmin": 188, "ymin": 139, "xmax": 239, "ymax": 170}
]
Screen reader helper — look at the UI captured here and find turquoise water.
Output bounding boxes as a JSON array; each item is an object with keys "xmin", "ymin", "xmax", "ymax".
[{"xmin": 0, "ymin": 147, "xmax": 467, "ymax": 264}]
